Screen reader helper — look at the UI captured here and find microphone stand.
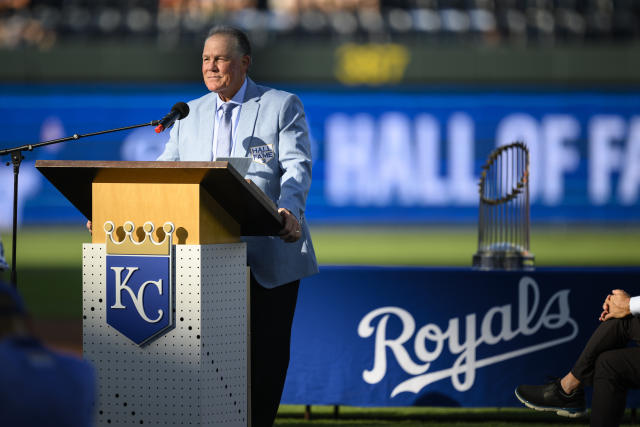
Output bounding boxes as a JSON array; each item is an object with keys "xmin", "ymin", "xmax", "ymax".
[{"xmin": 0, "ymin": 120, "xmax": 159, "ymax": 287}]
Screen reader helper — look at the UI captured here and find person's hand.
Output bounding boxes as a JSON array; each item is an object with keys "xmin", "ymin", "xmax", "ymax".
[
  {"xmin": 599, "ymin": 290, "xmax": 613, "ymax": 321},
  {"xmin": 600, "ymin": 289, "xmax": 631, "ymax": 321},
  {"xmin": 599, "ymin": 294, "xmax": 610, "ymax": 321},
  {"xmin": 278, "ymin": 208, "xmax": 301, "ymax": 243},
  {"xmin": 86, "ymin": 220, "xmax": 92, "ymax": 234}
]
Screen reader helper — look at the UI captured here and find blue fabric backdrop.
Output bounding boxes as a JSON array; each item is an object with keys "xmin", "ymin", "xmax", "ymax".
[
  {"xmin": 1, "ymin": 84, "xmax": 639, "ymax": 226},
  {"xmin": 282, "ymin": 267, "xmax": 640, "ymax": 407}
]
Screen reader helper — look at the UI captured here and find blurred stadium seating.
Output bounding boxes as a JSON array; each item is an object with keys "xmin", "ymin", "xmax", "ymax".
[{"xmin": 0, "ymin": 0, "xmax": 639, "ymax": 50}]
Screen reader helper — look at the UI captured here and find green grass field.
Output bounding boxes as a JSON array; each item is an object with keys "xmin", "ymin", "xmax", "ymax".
[
  {"xmin": 1, "ymin": 224, "xmax": 639, "ymax": 426},
  {"xmin": 274, "ymin": 405, "xmax": 640, "ymax": 426},
  {"xmin": 2, "ymin": 224, "xmax": 639, "ymax": 317}
]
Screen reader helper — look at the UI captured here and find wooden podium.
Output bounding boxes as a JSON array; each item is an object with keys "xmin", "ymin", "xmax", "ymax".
[{"xmin": 36, "ymin": 160, "xmax": 282, "ymax": 427}]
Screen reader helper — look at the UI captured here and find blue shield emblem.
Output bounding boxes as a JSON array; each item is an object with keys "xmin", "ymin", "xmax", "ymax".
[{"xmin": 104, "ymin": 221, "xmax": 174, "ymax": 346}]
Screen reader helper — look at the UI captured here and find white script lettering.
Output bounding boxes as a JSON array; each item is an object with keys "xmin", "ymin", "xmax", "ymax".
[
  {"xmin": 110, "ymin": 266, "xmax": 164, "ymax": 323},
  {"xmin": 357, "ymin": 276, "xmax": 578, "ymax": 396}
]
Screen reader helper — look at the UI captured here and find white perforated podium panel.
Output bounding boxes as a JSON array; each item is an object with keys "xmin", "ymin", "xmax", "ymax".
[{"xmin": 82, "ymin": 243, "xmax": 248, "ymax": 426}]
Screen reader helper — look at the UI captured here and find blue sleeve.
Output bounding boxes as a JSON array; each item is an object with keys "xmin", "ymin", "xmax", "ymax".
[
  {"xmin": 156, "ymin": 119, "xmax": 181, "ymax": 161},
  {"xmin": 277, "ymin": 94, "xmax": 312, "ymax": 222}
]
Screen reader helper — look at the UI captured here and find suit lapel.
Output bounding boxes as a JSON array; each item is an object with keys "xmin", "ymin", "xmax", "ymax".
[
  {"xmin": 235, "ymin": 78, "xmax": 261, "ymax": 157},
  {"xmin": 199, "ymin": 92, "xmax": 217, "ymax": 161}
]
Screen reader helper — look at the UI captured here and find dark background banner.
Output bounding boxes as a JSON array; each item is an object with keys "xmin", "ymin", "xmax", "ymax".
[{"xmin": 282, "ymin": 266, "xmax": 640, "ymax": 407}]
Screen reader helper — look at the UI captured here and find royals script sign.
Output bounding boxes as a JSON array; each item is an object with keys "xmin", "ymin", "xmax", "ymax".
[{"xmin": 282, "ymin": 266, "xmax": 640, "ymax": 407}]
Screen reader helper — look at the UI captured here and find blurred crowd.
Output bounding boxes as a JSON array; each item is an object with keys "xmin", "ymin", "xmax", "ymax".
[{"xmin": 0, "ymin": 0, "xmax": 638, "ymax": 49}]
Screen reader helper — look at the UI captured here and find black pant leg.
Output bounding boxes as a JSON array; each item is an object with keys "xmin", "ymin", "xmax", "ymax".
[
  {"xmin": 250, "ymin": 276, "xmax": 300, "ymax": 427},
  {"xmin": 590, "ymin": 347, "xmax": 640, "ymax": 427},
  {"xmin": 571, "ymin": 317, "xmax": 640, "ymax": 385}
]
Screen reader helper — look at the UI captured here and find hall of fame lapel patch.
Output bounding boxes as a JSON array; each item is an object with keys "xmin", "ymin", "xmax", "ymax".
[{"xmin": 250, "ymin": 144, "xmax": 275, "ymax": 164}]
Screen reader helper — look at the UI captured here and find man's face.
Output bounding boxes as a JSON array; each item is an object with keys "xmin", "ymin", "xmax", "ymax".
[{"xmin": 202, "ymin": 34, "xmax": 250, "ymax": 100}]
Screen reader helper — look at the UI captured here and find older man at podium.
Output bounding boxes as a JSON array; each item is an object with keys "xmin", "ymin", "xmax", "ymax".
[{"xmin": 157, "ymin": 25, "xmax": 318, "ymax": 427}]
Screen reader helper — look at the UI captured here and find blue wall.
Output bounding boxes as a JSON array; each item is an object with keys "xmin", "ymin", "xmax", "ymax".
[
  {"xmin": 282, "ymin": 266, "xmax": 640, "ymax": 407},
  {"xmin": 1, "ymin": 84, "xmax": 639, "ymax": 227}
]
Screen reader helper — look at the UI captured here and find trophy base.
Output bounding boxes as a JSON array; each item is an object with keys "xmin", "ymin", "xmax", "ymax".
[{"xmin": 472, "ymin": 251, "xmax": 535, "ymax": 271}]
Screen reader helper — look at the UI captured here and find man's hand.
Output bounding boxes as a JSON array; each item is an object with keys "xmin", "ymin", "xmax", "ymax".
[
  {"xmin": 600, "ymin": 289, "xmax": 631, "ymax": 321},
  {"xmin": 599, "ymin": 293, "xmax": 609, "ymax": 321},
  {"xmin": 86, "ymin": 220, "xmax": 92, "ymax": 234},
  {"xmin": 278, "ymin": 208, "xmax": 301, "ymax": 243}
]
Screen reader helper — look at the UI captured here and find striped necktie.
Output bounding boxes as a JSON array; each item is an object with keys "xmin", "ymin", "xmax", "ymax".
[{"xmin": 217, "ymin": 102, "xmax": 237, "ymax": 158}]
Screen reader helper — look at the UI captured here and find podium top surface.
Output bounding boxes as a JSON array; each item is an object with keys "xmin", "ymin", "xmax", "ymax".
[{"xmin": 35, "ymin": 160, "xmax": 283, "ymax": 236}]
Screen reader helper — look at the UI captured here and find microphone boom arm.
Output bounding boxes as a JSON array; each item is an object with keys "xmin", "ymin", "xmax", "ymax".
[
  {"xmin": 0, "ymin": 119, "xmax": 159, "ymax": 288},
  {"xmin": 0, "ymin": 120, "xmax": 159, "ymax": 157}
]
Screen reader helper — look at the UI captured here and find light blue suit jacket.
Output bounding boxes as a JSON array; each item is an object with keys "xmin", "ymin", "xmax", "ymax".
[{"xmin": 157, "ymin": 78, "xmax": 318, "ymax": 288}]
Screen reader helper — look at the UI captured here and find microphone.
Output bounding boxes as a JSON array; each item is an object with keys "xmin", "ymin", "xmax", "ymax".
[{"xmin": 155, "ymin": 102, "xmax": 190, "ymax": 133}]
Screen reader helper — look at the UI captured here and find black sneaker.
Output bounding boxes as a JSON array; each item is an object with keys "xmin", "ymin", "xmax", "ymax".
[{"xmin": 515, "ymin": 379, "xmax": 587, "ymax": 418}]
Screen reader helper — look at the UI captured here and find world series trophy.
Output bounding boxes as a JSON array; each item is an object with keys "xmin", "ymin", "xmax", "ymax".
[{"xmin": 473, "ymin": 142, "xmax": 535, "ymax": 270}]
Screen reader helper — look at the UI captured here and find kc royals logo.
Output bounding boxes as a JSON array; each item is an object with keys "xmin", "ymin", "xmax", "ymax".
[{"xmin": 104, "ymin": 221, "xmax": 174, "ymax": 346}]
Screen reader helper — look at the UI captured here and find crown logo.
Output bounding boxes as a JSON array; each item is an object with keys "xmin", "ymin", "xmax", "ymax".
[{"xmin": 104, "ymin": 221, "xmax": 174, "ymax": 255}]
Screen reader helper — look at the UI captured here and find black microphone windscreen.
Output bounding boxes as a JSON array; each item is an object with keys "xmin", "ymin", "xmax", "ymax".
[{"xmin": 172, "ymin": 102, "xmax": 190, "ymax": 120}]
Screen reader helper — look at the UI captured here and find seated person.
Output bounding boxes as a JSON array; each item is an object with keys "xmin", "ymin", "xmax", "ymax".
[
  {"xmin": 516, "ymin": 289, "xmax": 640, "ymax": 427},
  {"xmin": 0, "ymin": 280, "xmax": 96, "ymax": 427}
]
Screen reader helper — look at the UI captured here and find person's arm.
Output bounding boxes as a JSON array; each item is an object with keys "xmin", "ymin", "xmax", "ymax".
[
  {"xmin": 600, "ymin": 289, "xmax": 632, "ymax": 321},
  {"xmin": 276, "ymin": 94, "xmax": 312, "ymax": 243},
  {"xmin": 630, "ymin": 295, "xmax": 640, "ymax": 316},
  {"xmin": 156, "ymin": 118, "xmax": 181, "ymax": 161}
]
